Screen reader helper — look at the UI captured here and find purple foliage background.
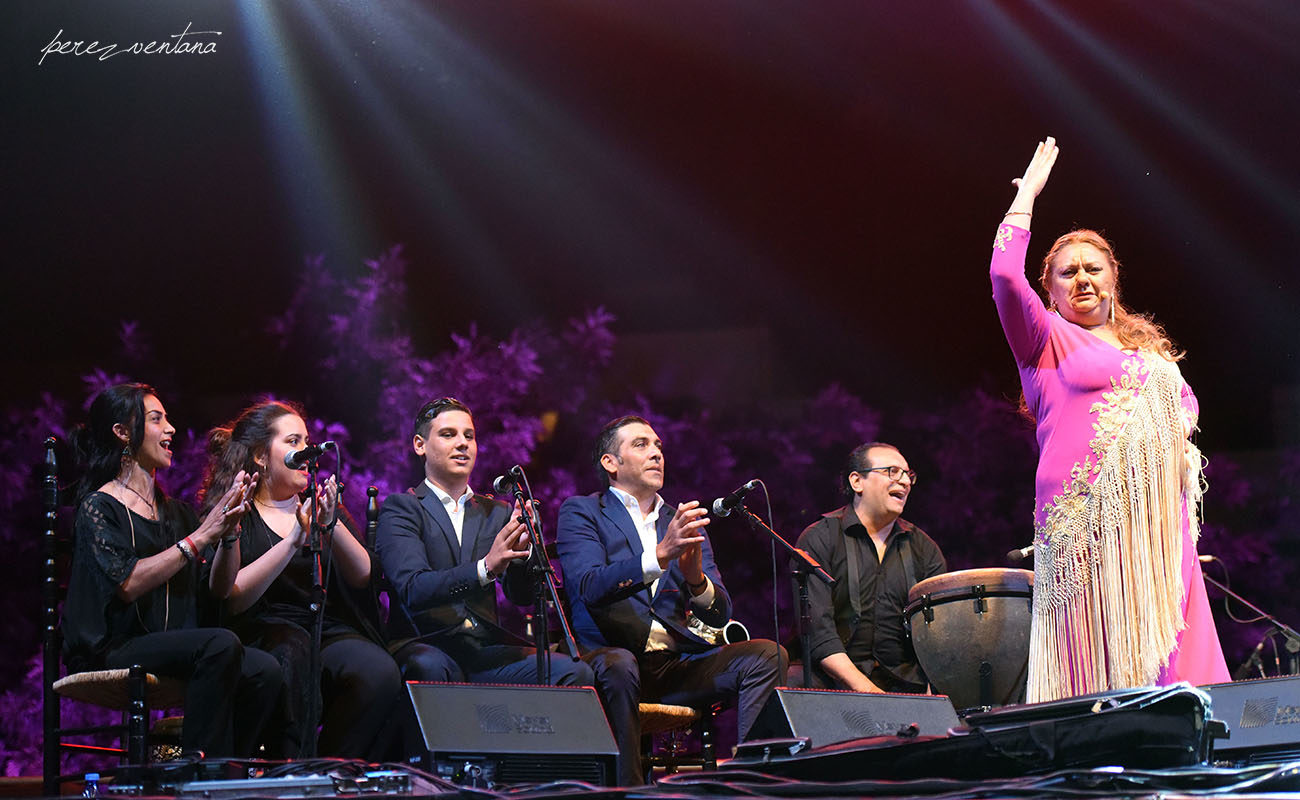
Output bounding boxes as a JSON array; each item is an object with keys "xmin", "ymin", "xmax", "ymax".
[{"xmin": 2, "ymin": 248, "xmax": 1295, "ymax": 775}]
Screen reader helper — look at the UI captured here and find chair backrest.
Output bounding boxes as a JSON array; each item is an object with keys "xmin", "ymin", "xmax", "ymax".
[
  {"xmin": 41, "ymin": 436, "xmax": 63, "ymax": 795},
  {"xmin": 41, "ymin": 437, "xmax": 164, "ymax": 795}
]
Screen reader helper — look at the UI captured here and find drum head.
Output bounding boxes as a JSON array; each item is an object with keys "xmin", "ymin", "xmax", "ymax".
[{"xmin": 907, "ymin": 568, "xmax": 1032, "ymax": 606}]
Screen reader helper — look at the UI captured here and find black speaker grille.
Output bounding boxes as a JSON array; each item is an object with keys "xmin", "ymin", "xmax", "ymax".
[{"xmin": 496, "ymin": 754, "xmax": 607, "ymax": 784}]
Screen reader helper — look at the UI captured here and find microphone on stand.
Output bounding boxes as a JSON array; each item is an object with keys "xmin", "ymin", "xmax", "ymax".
[
  {"xmin": 711, "ymin": 480, "xmax": 760, "ymax": 517},
  {"xmin": 365, "ymin": 486, "xmax": 379, "ymax": 551},
  {"xmin": 285, "ymin": 441, "xmax": 335, "ymax": 470},
  {"xmin": 1006, "ymin": 544, "xmax": 1034, "ymax": 562},
  {"xmin": 492, "ymin": 465, "xmax": 524, "ymax": 495},
  {"xmin": 1233, "ymin": 640, "xmax": 1267, "ymax": 681}
]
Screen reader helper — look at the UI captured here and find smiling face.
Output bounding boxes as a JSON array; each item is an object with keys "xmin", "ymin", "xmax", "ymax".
[
  {"xmin": 602, "ymin": 421, "xmax": 664, "ymax": 501},
  {"xmin": 256, "ymin": 413, "xmax": 311, "ymax": 500},
  {"xmin": 848, "ymin": 445, "xmax": 912, "ymax": 525},
  {"xmin": 1044, "ymin": 241, "xmax": 1118, "ymax": 328},
  {"xmin": 414, "ymin": 409, "xmax": 477, "ymax": 494},
  {"xmin": 126, "ymin": 394, "xmax": 176, "ymax": 472}
]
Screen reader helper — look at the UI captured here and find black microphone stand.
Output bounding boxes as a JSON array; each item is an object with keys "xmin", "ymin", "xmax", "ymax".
[
  {"xmin": 505, "ymin": 469, "xmax": 580, "ymax": 684},
  {"xmin": 301, "ymin": 446, "xmax": 341, "ymax": 757},
  {"xmin": 1202, "ymin": 571, "xmax": 1300, "ymax": 676},
  {"xmin": 735, "ymin": 508, "xmax": 834, "ymax": 688}
]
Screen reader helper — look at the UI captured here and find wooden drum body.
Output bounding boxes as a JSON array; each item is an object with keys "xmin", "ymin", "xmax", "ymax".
[{"xmin": 905, "ymin": 568, "xmax": 1033, "ymax": 712}]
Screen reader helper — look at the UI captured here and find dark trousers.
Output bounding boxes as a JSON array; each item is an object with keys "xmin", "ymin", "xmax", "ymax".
[
  {"xmin": 639, "ymin": 639, "xmax": 788, "ymax": 742},
  {"xmin": 106, "ymin": 627, "xmax": 281, "ymax": 758},
  {"xmin": 243, "ymin": 621, "xmax": 403, "ymax": 760},
  {"xmin": 395, "ymin": 641, "xmax": 642, "ymax": 786}
]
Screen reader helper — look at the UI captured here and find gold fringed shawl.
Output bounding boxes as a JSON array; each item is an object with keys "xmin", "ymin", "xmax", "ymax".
[{"xmin": 1026, "ymin": 352, "xmax": 1205, "ymax": 703}]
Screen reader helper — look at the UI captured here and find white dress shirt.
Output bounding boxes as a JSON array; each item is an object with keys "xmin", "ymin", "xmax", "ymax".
[
  {"xmin": 426, "ymin": 480, "xmax": 492, "ymax": 585},
  {"xmin": 609, "ymin": 486, "xmax": 716, "ymax": 652}
]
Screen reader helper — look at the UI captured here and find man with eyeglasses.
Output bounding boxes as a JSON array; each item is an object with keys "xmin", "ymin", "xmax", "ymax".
[{"xmin": 790, "ymin": 442, "xmax": 947, "ymax": 693}]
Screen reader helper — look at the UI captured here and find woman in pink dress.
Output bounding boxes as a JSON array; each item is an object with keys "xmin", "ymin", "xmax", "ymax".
[{"xmin": 990, "ymin": 137, "xmax": 1230, "ymax": 702}]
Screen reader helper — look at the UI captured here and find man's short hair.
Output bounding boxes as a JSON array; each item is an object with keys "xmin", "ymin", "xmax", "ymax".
[
  {"xmin": 594, "ymin": 415, "xmax": 652, "ymax": 488},
  {"xmin": 842, "ymin": 441, "xmax": 901, "ymax": 496},
  {"xmin": 414, "ymin": 397, "xmax": 473, "ymax": 438}
]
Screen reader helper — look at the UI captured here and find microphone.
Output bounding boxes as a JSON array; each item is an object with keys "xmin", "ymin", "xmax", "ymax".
[
  {"xmin": 1006, "ymin": 544, "xmax": 1034, "ymax": 562},
  {"xmin": 1198, "ymin": 554, "xmax": 1217, "ymax": 564},
  {"xmin": 711, "ymin": 480, "xmax": 759, "ymax": 517},
  {"xmin": 284, "ymin": 441, "xmax": 335, "ymax": 470},
  {"xmin": 492, "ymin": 465, "xmax": 524, "ymax": 495},
  {"xmin": 1232, "ymin": 641, "xmax": 1266, "ymax": 681}
]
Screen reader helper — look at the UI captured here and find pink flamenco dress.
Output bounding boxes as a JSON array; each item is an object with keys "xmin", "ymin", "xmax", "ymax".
[{"xmin": 989, "ymin": 223, "xmax": 1230, "ymax": 703}]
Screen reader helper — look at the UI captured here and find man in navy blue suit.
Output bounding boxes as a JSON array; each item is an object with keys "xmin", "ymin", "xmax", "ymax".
[
  {"xmin": 557, "ymin": 415, "xmax": 787, "ymax": 743},
  {"xmin": 375, "ymin": 398, "xmax": 641, "ymax": 783}
]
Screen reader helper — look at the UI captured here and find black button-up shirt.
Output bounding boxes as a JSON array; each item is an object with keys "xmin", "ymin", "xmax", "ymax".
[{"xmin": 794, "ymin": 505, "xmax": 946, "ymax": 690}]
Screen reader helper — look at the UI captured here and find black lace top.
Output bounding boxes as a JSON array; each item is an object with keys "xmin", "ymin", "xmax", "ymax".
[{"xmin": 62, "ymin": 492, "xmax": 203, "ymax": 672}]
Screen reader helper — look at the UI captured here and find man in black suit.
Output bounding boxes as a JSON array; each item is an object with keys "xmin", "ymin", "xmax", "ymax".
[
  {"xmin": 557, "ymin": 415, "xmax": 787, "ymax": 743},
  {"xmin": 375, "ymin": 398, "xmax": 642, "ymax": 784}
]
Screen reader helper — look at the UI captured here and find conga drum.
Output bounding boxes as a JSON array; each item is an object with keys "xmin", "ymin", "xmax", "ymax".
[{"xmin": 905, "ymin": 568, "xmax": 1032, "ymax": 711}]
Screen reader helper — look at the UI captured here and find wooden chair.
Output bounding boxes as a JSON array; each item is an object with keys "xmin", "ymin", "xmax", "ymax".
[
  {"xmin": 639, "ymin": 701, "xmax": 719, "ymax": 777},
  {"xmin": 41, "ymin": 437, "xmax": 186, "ymax": 796},
  {"xmin": 540, "ymin": 544, "xmax": 721, "ymax": 779}
]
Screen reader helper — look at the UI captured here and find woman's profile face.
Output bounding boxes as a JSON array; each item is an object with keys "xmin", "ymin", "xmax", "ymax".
[
  {"xmin": 124, "ymin": 394, "xmax": 175, "ymax": 472},
  {"xmin": 1046, "ymin": 242, "xmax": 1116, "ymax": 327}
]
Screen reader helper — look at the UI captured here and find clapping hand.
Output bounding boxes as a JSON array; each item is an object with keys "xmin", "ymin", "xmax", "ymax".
[
  {"xmin": 295, "ymin": 474, "xmax": 338, "ymax": 544},
  {"xmin": 485, "ymin": 501, "xmax": 532, "ymax": 576},
  {"xmin": 656, "ymin": 501, "xmax": 709, "ymax": 581},
  {"xmin": 195, "ymin": 470, "xmax": 257, "ymax": 548}
]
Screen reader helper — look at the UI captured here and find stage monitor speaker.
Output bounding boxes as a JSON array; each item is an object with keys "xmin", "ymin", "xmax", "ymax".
[
  {"xmin": 407, "ymin": 682, "xmax": 619, "ymax": 788},
  {"xmin": 1202, "ymin": 676, "xmax": 1300, "ymax": 764},
  {"xmin": 748, "ymin": 687, "xmax": 960, "ymax": 747}
]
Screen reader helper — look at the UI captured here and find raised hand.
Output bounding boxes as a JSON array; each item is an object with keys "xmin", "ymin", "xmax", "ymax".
[{"xmin": 1011, "ymin": 136, "xmax": 1059, "ymax": 200}]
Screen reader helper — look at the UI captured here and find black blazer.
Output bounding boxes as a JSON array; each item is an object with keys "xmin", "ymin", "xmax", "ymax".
[{"xmin": 374, "ymin": 483, "xmax": 531, "ymax": 649}]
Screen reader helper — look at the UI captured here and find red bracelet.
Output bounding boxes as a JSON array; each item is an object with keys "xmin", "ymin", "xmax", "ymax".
[{"xmin": 184, "ymin": 535, "xmax": 197, "ymax": 554}]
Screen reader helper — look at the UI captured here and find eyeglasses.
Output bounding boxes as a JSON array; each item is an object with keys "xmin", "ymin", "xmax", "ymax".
[{"xmin": 860, "ymin": 466, "xmax": 918, "ymax": 485}]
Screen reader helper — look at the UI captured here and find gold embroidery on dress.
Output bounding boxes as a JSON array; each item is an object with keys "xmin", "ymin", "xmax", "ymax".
[
  {"xmin": 1027, "ymin": 352, "xmax": 1202, "ymax": 703},
  {"xmin": 1085, "ymin": 355, "xmax": 1146, "ymax": 465},
  {"xmin": 993, "ymin": 225, "xmax": 1014, "ymax": 252}
]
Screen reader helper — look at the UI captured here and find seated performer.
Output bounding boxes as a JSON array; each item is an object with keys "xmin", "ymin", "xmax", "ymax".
[
  {"xmin": 374, "ymin": 397, "xmax": 641, "ymax": 785},
  {"xmin": 202, "ymin": 400, "xmax": 402, "ymax": 760},
  {"xmin": 791, "ymin": 442, "xmax": 946, "ymax": 693},
  {"xmin": 557, "ymin": 415, "xmax": 787, "ymax": 744},
  {"xmin": 63, "ymin": 383, "xmax": 282, "ymax": 758}
]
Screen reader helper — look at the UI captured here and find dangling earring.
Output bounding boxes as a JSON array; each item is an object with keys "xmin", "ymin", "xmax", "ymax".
[{"xmin": 1109, "ymin": 298, "xmax": 1116, "ymax": 324}]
